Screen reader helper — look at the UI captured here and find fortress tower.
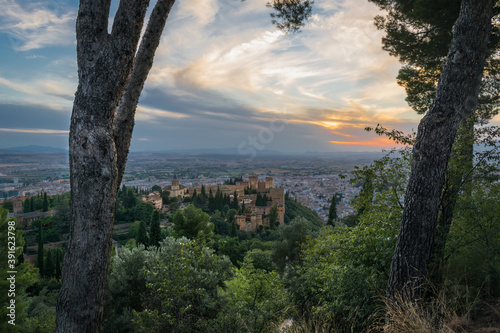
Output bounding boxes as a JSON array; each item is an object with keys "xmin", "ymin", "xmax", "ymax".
[
  {"xmin": 265, "ymin": 177, "xmax": 273, "ymax": 189},
  {"xmin": 248, "ymin": 174, "xmax": 258, "ymax": 190}
]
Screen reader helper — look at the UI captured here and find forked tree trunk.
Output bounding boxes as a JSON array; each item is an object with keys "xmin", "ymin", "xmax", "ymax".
[
  {"xmin": 55, "ymin": 1, "xmax": 175, "ymax": 332},
  {"xmin": 386, "ymin": 0, "xmax": 494, "ymax": 308}
]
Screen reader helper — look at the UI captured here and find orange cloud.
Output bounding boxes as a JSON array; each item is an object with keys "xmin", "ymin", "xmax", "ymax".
[
  {"xmin": 0, "ymin": 128, "xmax": 68, "ymax": 134},
  {"xmin": 329, "ymin": 136, "xmax": 405, "ymax": 147}
]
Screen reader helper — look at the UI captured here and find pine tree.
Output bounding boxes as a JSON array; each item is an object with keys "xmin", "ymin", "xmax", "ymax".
[
  {"xmin": 149, "ymin": 210, "xmax": 161, "ymax": 247},
  {"xmin": 37, "ymin": 222, "xmax": 44, "ymax": 276},
  {"xmin": 327, "ymin": 194, "xmax": 337, "ymax": 227}
]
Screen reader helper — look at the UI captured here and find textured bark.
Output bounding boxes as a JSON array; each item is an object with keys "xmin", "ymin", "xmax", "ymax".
[
  {"xmin": 386, "ymin": 0, "xmax": 494, "ymax": 304},
  {"xmin": 428, "ymin": 119, "xmax": 474, "ymax": 284},
  {"xmin": 55, "ymin": 1, "xmax": 175, "ymax": 332}
]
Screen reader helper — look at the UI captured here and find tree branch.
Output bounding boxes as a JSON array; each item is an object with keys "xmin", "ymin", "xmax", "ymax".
[
  {"xmin": 114, "ymin": 0, "xmax": 177, "ymax": 187},
  {"xmin": 75, "ymin": 0, "xmax": 112, "ymax": 72}
]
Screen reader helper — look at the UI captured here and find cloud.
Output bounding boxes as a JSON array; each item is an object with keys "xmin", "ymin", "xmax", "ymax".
[
  {"xmin": 136, "ymin": 105, "xmax": 191, "ymax": 122},
  {"xmin": 0, "ymin": 0, "xmax": 75, "ymax": 51},
  {"xmin": 0, "ymin": 127, "xmax": 69, "ymax": 134},
  {"xmin": 175, "ymin": 0, "xmax": 219, "ymax": 25},
  {"xmin": 0, "ymin": 75, "xmax": 76, "ymax": 110},
  {"xmin": 0, "ymin": 0, "xmax": 429, "ymax": 152},
  {"xmin": 329, "ymin": 136, "xmax": 405, "ymax": 147}
]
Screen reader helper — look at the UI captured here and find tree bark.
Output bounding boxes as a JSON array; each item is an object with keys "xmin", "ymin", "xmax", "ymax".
[
  {"xmin": 386, "ymin": 0, "xmax": 494, "ymax": 307},
  {"xmin": 428, "ymin": 118, "xmax": 474, "ymax": 284},
  {"xmin": 55, "ymin": 1, "xmax": 175, "ymax": 332}
]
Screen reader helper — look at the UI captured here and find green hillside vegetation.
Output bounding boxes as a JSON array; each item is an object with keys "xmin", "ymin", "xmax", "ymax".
[{"xmin": 284, "ymin": 193, "xmax": 323, "ymax": 230}]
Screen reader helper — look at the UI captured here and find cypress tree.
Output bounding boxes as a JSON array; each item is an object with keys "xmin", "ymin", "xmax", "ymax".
[
  {"xmin": 327, "ymin": 194, "xmax": 337, "ymax": 227},
  {"xmin": 30, "ymin": 197, "xmax": 35, "ymax": 212},
  {"xmin": 269, "ymin": 204, "xmax": 279, "ymax": 228},
  {"xmin": 45, "ymin": 249, "xmax": 54, "ymax": 278},
  {"xmin": 208, "ymin": 189, "xmax": 215, "ymax": 213},
  {"xmin": 37, "ymin": 222, "xmax": 44, "ymax": 276},
  {"xmin": 42, "ymin": 192, "xmax": 49, "ymax": 212},
  {"xmin": 231, "ymin": 191, "xmax": 239, "ymax": 210},
  {"xmin": 229, "ymin": 221, "xmax": 237, "ymax": 237},
  {"xmin": 149, "ymin": 210, "xmax": 161, "ymax": 247},
  {"xmin": 256, "ymin": 193, "xmax": 263, "ymax": 206},
  {"xmin": 137, "ymin": 220, "xmax": 149, "ymax": 247},
  {"xmin": 23, "ymin": 198, "xmax": 30, "ymax": 213},
  {"xmin": 55, "ymin": 249, "xmax": 62, "ymax": 280}
]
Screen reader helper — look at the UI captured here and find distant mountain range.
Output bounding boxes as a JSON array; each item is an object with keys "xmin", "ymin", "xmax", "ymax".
[
  {"xmin": 150, "ymin": 147, "xmax": 286, "ymax": 155},
  {"xmin": 0, "ymin": 145, "xmax": 386, "ymax": 160},
  {"xmin": 145, "ymin": 147, "xmax": 386, "ymax": 159},
  {"xmin": 0, "ymin": 145, "xmax": 68, "ymax": 154}
]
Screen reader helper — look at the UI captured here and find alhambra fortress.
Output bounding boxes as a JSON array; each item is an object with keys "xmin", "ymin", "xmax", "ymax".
[{"xmin": 143, "ymin": 174, "xmax": 285, "ymax": 233}]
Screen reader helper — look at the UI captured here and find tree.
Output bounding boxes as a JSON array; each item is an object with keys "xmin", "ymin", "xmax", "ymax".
[
  {"xmin": 1, "ymin": 200, "xmax": 13, "ymax": 212},
  {"xmin": 23, "ymin": 197, "xmax": 30, "ymax": 213},
  {"xmin": 52, "ymin": 196, "xmax": 71, "ymax": 235},
  {"xmin": 172, "ymin": 204, "xmax": 213, "ymax": 239},
  {"xmin": 229, "ymin": 221, "xmax": 238, "ymax": 237},
  {"xmin": 56, "ymin": 1, "xmax": 177, "ymax": 331},
  {"xmin": 103, "ymin": 245, "xmax": 156, "ymax": 332},
  {"xmin": 136, "ymin": 221, "xmax": 149, "ymax": 247},
  {"xmin": 226, "ymin": 208, "xmax": 237, "ymax": 224},
  {"xmin": 149, "ymin": 210, "xmax": 161, "ymax": 247},
  {"xmin": 231, "ymin": 191, "xmax": 239, "ymax": 210},
  {"xmin": 54, "ymin": 248, "xmax": 63, "ymax": 280},
  {"xmin": 45, "ymin": 249, "xmax": 55, "ymax": 278},
  {"xmin": 37, "ymin": 221, "xmax": 44, "ymax": 277},
  {"xmin": 133, "ymin": 238, "xmax": 233, "ymax": 332},
  {"xmin": 133, "ymin": 201, "xmax": 154, "ymax": 225},
  {"xmin": 368, "ymin": 0, "xmax": 500, "ymax": 286},
  {"xmin": 269, "ymin": 204, "xmax": 279, "ymax": 228},
  {"xmin": 327, "ymin": 194, "xmax": 337, "ymax": 227},
  {"xmin": 369, "ymin": 0, "xmax": 500, "ymax": 119},
  {"xmin": 160, "ymin": 189, "xmax": 171, "ymax": 205},
  {"xmin": 220, "ymin": 256, "xmax": 287, "ymax": 332},
  {"xmin": 271, "ymin": 216, "xmax": 312, "ymax": 274},
  {"xmin": 42, "ymin": 192, "xmax": 49, "ymax": 212},
  {"xmin": 386, "ymin": 0, "xmax": 496, "ymax": 304}
]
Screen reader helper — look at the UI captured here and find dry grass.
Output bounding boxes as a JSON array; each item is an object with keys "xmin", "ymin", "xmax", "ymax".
[{"xmin": 379, "ymin": 281, "xmax": 478, "ymax": 333}]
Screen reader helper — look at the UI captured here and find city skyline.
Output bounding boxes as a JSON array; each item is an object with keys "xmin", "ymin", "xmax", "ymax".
[{"xmin": 1, "ymin": 0, "xmax": 496, "ymax": 154}]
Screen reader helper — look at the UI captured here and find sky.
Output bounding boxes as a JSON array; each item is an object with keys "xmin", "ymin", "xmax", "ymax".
[{"xmin": 1, "ymin": 0, "xmax": 497, "ymax": 154}]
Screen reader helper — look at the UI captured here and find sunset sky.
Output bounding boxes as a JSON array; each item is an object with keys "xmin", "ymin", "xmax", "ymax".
[{"xmin": 1, "ymin": 0, "xmax": 497, "ymax": 153}]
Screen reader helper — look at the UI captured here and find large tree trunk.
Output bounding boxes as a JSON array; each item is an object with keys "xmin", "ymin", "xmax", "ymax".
[
  {"xmin": 386, "ymin": 0, "xmax": 494, "ymax": 307},
  {"xmin": 55, "ymin": 1, "xmax": 175, "ymax": 332},
  {"xmin": 428, "ymin": 118, "xmax": 474, "ymax": 284}
]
